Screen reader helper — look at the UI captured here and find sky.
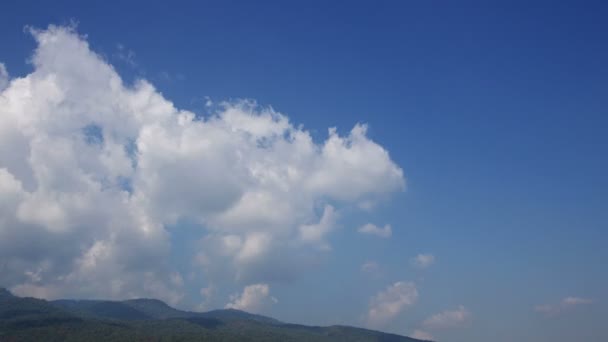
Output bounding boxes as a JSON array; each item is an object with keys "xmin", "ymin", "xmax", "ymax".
[{"xmin": 0, "ymin": 1, "xmax": 607, "ymax": 341}]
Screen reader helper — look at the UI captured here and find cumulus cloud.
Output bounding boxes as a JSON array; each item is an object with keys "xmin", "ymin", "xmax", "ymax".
[
  {"xmin": 358, "ymin": 223, "xmax": 392, "ymax": 238},
  {"xmin": 225, "ymin": 283, "xmax": 277, "ymax": 313},
  {"xmin": 366, "ymin": 281, "xmax": 418, "ymax": 328},
  {"xmin": 410, "ymin": 253, "xmax": 435, "ymax": 269},
  {"xmin": 0, "ymin": 25, "xmax": 405, "ymax": 302},
  {"xmin": 535, "ymin": 297, "xmax": 592, "ymax": 316},
  {"xmin": 422, "ymin": 305, "xmax": 470, "ymax": 330}
]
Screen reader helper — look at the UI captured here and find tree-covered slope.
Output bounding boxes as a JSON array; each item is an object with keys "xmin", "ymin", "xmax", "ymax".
[{"xmin": 0, "ymin": 288, "xmax": 431, "ymax": 342}]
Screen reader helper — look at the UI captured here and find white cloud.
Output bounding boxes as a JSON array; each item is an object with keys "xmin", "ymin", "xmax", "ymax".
[
  {"xmin": 410, "ymin": 253, "xmax": 435, "ymax": 269},
  {"xmin": 196, "ymin": 285, "xmax": 215, "ymax": 311},
  {"xmin": 306, "ymin": 125, "xmax": 405, "ymax": 202},
  {"xmin": 225, "ymin": 283, "xmax": 277, "ymax": 313},
  {"xmin": 366, "ymin": 281, "xmax": 418, "ymax": 328},
  {"xmin": 200, "ymin": 286, "xmax": 214, "ymax": 299},
  {"xmin": 0, "ymin": 25, "xmax": 404, "ymax": 302},
  {"xmin": 0, "ymin": 63, "xmax": 8, "ymax": 91},
  {"xmin": 422, "ymin": 305, "xmax": 470, "ymax": 330},
  {"xmin": 299, "ymin": 205, "xmax": 337, "ymax": 247},
  {"xmin": 358, "ymin": 223, "xmax": 392, "ymax": 238},
  {"xmin": 114, "ymin": 43, "xmax": 137, "ymax": 67},
  {"xmin": 535, "ymin": 296, "xmax": 592, "ymax": 316},
  {"xmin": 562, "ymin": 296, "xmax": 592, "ymax": 305},
  {"xmin": 361, "ymin": 261, "xmax": 380, "ymax": 274},
  {"xmin": 412, "ymin": 329, "xmax": 433, "ymax": 340}
]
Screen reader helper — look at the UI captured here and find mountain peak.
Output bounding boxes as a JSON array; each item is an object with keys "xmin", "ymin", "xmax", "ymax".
[{"xmin": 124, "ymin": 298, "xmax": 170, "ymax": 306}]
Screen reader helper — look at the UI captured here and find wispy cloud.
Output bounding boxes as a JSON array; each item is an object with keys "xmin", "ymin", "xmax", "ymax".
[
  {"xmin": 358, "ymin": 223, "xmax": 392, "ymax": 238},
  {"xmin": 361, "ymin": 261, "xmax": 380, "ymax": 274},
  {"xmin": 114, "ymin": 43, "xmax": 137, "ymax": 67},
  {"xmin": 366, "ymin": 281, "xmax": 418, "ymax": 328},
  {"xmin": 361, "ymin": 261, "xmax": 383, "ymax": 278},
  {"xmin": 535, "ymin": 297, "xmax": 592, "ymax": 316},
  {"xmin": 422, "ymin": 305, "xmax": 470, "ymax": 330},
  {"xmin": 410, "ymin": 253, "xmax": 435, "ymax": 269}
]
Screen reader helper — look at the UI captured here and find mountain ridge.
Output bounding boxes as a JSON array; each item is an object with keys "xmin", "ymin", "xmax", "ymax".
[{"xmin": 0, "ymin": 287, "xmax": 431, "ymax": 342}]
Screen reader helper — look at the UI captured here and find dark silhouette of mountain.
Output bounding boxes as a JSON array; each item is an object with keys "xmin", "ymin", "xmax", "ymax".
[
  {"xmin": 52, "ymin": 299, "xmax": 153, "ymax": 320},
  {"xmin": 199, "ymin": 308, "xmax": 281, "ymax": 324},
  {"xmin": 52, "ymin": 298, "xmax": 282, "ymax": 323},
  {"xmin": 0, "ymin": 287, "xmax": 432, "ymax": 342},
  {"xmin": 0, "ymin": 287, "xmax": 14, "ymax": 299}
]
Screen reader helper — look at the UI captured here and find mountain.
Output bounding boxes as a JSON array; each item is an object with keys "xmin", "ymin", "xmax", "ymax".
[
  {"xmin": 52, "ymin": 298, "xmax": 178, "ymax": 320},
  {"xmin": 0, "ymin": 288, "xmax": 431, "ymax": 342},
  {"xmin": 198, "ymin": 308, "xmax": 282, "ymax": 324}
]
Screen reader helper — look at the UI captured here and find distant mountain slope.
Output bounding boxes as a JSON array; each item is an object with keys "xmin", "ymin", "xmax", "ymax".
[
  {"xmin": 52, "ymin": 298, "xmax": 281, "ymax": 323},
  {"xmin": 52, "ymin": 299, "xmax": 153, "ymax": 320},
  {"xmin": 0, "ymin": 288, "xmax": 431, "ymax": 342},
  {"xmin": 199, "ymin": 308, "xmax": 282, "ymax": 324}
]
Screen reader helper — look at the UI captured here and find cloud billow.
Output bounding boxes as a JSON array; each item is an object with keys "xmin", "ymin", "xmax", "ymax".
[
  {"xmin": 358, "ymin": 223, "xmax": 392, "ymax": 238},
  {"xmin": 225, "ymin": 283, "xmax": 277, "ymax": 313},
  {"xmin": 366, "ymin": 281, "xmax": 418, "ymax": 328},
  {"xmin": 0, "ymin": 25, "xmax": 405, "ymax": 304}
]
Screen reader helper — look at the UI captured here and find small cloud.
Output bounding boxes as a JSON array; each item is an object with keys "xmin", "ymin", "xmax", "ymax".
[
  {"xmin": 422, "ymin": 305, "xmax": 470, "ymax": 330},
  {"xmin": 534, "ymin": 304, "xmax": 558, "ymax": 315},
  {"xmin": 366, "ymin": 281, "xmax": 418, "ymax": 328},
  {"xmin": 562, "ymin": 297, "xmax": 592, "ymax": 305},
  {"xmin": 159, "ymin": 71, "xmax": 171, "ymax": 81},
  {"xmin": 361, "ymin": 261, "xmax": 380, "ymax": 274},
  {"xmin": 358, "ymin": 223, "xmax": 392, "ymax": 238},
  {"xmin": 535, "ymin": 296, "xmax": 592, "ymax": 316},
  {"xmin": 200, "ymin": 286, "xmax": 214, "ymax": 299},
  {"xmin": 157, "ymin": 71, "xmax": 184, "ymax": 83},
  {"xmin": 225, "ymin": 283, "xmax": 276, "ymax": 313},
  {"xmin": 410, "ymin": 253, "xmax": 435, "ymax": 269},
  {"xmin": 114, "ymin": 43, "xmax": 137, "ymax": 67},
  {"xmin": 412, "ymin": 329, "xmax": 434, "ymax": 340},
  {"xmin": 204, "ymin": 97, "xmax": 214, "ymax": 107}
]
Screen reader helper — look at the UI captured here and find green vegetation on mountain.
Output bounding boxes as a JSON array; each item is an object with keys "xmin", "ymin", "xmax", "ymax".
[{"xmin": 0, "ymin": 288, "xmax": 430, "ymax": 342}]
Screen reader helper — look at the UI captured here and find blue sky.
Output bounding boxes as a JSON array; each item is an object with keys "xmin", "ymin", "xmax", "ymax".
[{"xmin": 0, "ymin": 1, "xmax": 607, "ymax": 341}]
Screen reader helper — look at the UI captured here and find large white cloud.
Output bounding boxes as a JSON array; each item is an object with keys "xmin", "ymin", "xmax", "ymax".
[{"xmin": 0, "ymin": 25, "xmax": 405, "ymax": 304}]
